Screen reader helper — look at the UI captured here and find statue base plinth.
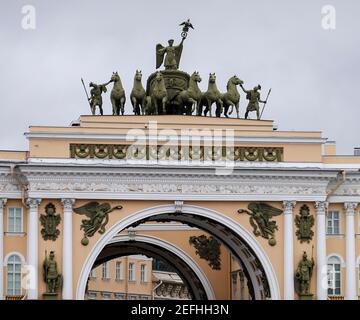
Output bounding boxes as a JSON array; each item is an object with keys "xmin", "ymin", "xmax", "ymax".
[
  {"xmin": 298, "ymin": 293, "xmax": 313, "ymax": 300},
  {"xmin": 43, "ymin": 293, "xmax": 58, "ymax": 300}
]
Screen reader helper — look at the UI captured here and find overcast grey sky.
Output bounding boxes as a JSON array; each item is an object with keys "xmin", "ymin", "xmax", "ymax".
[{"xmin": 0, "ymin": 0, "xmax": 359, "ymax": 154}]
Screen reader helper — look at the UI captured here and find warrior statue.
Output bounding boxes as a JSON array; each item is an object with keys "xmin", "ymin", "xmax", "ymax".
[
  {"xmin": 295, "ymin": 251, "xmax": 315, "ymax": 296},
  {"xmin": 240, "ymin": 84, "xmax": 266, "ymax": 120},
  {"xmin": 42, "ymin": 251, "xmax": 62, "ymax": 294},
  {"xmin": 88, "ymin": 81, "xmax": 112, "ymax": 115},
  {"xmin": 156, "ymin": 38, "xmax": 185, "ymax": 70}
]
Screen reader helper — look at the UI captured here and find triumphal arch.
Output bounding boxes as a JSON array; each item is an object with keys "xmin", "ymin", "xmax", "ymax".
[{"xmin": 1, "ymin": 22, "xmax": 360, "ymax": 300}]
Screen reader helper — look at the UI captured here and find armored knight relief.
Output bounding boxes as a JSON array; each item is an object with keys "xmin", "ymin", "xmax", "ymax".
[
  {"xmin": 74, "ymin": 201, "xmax": 123, "ymax": 246},
  {"xmin": 295, "ymin": 205, "xmax": 314, "ymax": 243},
  {"xmin": 39, "ymin": 203, "xmax": 61, "ymax": 241},
  {"xmin": 189, "ymin": 235, "xmax": 221, "ymax": 270},
  {"xmin": 238, "ymin": 203, "xmax": 283, "ymax": 246}
]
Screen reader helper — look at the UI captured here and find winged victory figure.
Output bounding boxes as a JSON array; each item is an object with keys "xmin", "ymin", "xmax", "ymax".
[
  {"xmin": 156, "ymin": 38, "xmax": 184, "ymax": 70},
  {"xmin": 238, "ymin": 203, "xmax": 283, "ymax": 246},
  {"xmin": 74, "ymin": 201, "xmax": 123, "ymax": 245}
]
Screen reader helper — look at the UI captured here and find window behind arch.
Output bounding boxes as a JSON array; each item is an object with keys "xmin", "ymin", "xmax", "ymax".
[
  {"xmin": 102, "ymin": 262, "xmax": 109, "ymax": 279},
  {"xmin": 327, "ymin": 256, "xmax": 341, "ymax": 296},
  {"xmin": 7, "ymin": 254, "xmax": 22, "ymax": 296}
]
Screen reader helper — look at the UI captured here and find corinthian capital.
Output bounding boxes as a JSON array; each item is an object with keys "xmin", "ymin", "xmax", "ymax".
[
  {"xmin": 344, "ymin": 202, "xmax": 358, "ymax": 216},
  {"xmin": 314, "ymin": 201, "xmax": 328, "ymax": 215},
  {"xmin": 26, "ymin": 198, "xmax": 41, "ymax": 209},
  {"xmin": 61, "ymin": 198, "xmax": 75, "ymax": 210},
  {"xmin": 282, "ymin": 201, "xmax": 296, "ymax": 214}
]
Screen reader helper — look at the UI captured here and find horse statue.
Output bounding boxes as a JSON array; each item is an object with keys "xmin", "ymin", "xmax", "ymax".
[
  {"xmin": 110, "ymin": 72, "xmax": 126, "ymax": 115},
  {"xmin": 198, "ymin": 73, "xmax": 223, "ymax": 117},
  {"xmin": 221, "ymin": 75, "xmax": 244, "ymax": 118},
  {"xmin": 150, "ymin": 71, "xmax": 168, "ymax": 115},
  {"xmin": 130, "ymin": 70, "xmax": 146, "ymax": 115},
  {"xmin": 174, "ymin": 71, "xmax": 202, "ymax": 115}
]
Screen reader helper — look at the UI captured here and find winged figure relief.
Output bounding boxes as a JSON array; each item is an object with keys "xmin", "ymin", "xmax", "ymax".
[
  {"xmin": 74, "ymin": 201, "xmax": 123, "ymax": 245},
  {"xmin": 238, "ymin": 203, "xmax": 282, "ymax": 246}
]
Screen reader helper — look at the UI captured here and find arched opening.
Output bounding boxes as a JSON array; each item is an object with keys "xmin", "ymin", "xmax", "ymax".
[
  {"xmin": 77, "ymin": 204, "xmax": 280, "ymax": 300},
  {"xmin": 89, "ymin": 235, "xmax": 215, "ymax": 300}
]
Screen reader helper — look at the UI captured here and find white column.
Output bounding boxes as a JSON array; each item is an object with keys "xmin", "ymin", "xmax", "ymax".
[
  {"xmin": 26, "ymin": 198, "xmax": 41, "ymax": 300},
  {"xmin": 61, "ymin": 198, "xmax": 75, "ymax": 300},
  {"xmin": 315, "ymin": 201, "xmax": 328, "ymax": 300},
  {"xmin": 0, "ymin": 199, "xmax": 7, "ymax": 300},
  {"xmin": 283, "ymin": 201, "xmax": 296, "ymax": 300},
  {"xmin": 344, "ymin": 202, "xmax": 358, "ymax": 300}
]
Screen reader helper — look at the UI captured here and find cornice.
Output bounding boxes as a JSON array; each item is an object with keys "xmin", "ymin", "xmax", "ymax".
[
  {"xmin": 25, "ymin": 131, "xmax": 327, "ymax": 145},
  {"xmin": 3, "ymin": 160, "xmax": 360, "ymax": 200}
]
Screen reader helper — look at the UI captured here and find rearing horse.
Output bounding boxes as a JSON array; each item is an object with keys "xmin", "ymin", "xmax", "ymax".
[
  {"xmin": 198, "ymin": 73, "xmax": 223, "ymax": 117},
  {"xmin": 110, "ymin": 72, "xmax": 126, "ymax": 115},
  {"xmin": 130, "ymin": 70, "xmax": 146, "ymax": 115},
  {"xmin": 221, "ymin": 75, "xmax": 244, "ymax": 118}
]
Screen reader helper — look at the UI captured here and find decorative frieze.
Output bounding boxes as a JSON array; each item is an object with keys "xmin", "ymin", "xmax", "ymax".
[
  {"xmin": 29, "ymin": 181, "xmax": 324, "ymax": 196},
  {"xmin": 70, "ymin": 144, "xmax": 283, "ymax": 162},
  {"xmin": 0, "ymin": 183, "xmax": 19, "ymax": 192}
]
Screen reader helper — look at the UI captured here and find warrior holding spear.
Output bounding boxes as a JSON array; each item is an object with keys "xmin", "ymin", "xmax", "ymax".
[
  {"xmin": 81, "ymin": 78, "xmax": 112, "ymax": 115},
  {"xmin": 240, "ymin": 83, "xmax": 271, "ymax": 120}
]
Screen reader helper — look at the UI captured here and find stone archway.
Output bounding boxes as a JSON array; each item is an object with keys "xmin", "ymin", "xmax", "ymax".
[
  {"xmin": 92, "ymin": 234, "xmax": 215, "ymax": 300},
  {"xmin": 76, "ymin": 204, "xmax": 280, "ymax": 300}
]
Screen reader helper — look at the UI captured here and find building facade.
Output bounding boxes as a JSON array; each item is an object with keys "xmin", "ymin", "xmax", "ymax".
[{"xmin": 1, "ymin": 115, "xmax": 360, "ymax": 300}]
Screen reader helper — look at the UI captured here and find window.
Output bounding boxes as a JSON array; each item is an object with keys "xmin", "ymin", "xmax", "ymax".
[
  {"xmin": 102, "ymin": 292, "xmax": 112, "ymax": 300},
  {"xmin": 140, "ymin": 264, "xmax": 147, "ymax": 283},
  {"xmin": 90, "ymin": 268, "xmax": 96, "ymax": 278},
  {"xmin": 128, "ymin": 263, "xmax": 135, "ymax": 281},
  {"xmin": 102, "ymin": 262, "xmax": 109, "ymax": 279},
  {"xmin": 115, "ymin": 293, "xmax": 125, "ymax": 300},
  {"xmin": 116, "ymin": 262, "xmax": 123, "ymax": 280},
  {"xmin": 7, "ymin": 254, "xmax": 22, "ymax": 296},
  {"xmin": 140, "ymin": 295, "xmax": 150, "ymax": 300},
  {"xmin": 87, "ymin": 291, "xmax": 97, "ymax": 300},
  {"xmin": 128, "ymin": 295, "xmax": 138, "ymax": 300},
  {"xmin": 327, "ymin": 256, "xmax": 341, "ymax": 296},
  {"xmin": 327, "ymin": 211, "xmax": 340, "ymax": 235},
  {"xmin": 7, "ymin": 208, "xmax": 23, "ymax": 233}
]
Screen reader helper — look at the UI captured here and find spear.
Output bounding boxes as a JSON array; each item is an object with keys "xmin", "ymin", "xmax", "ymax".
[
  {"xmin": 81, "ymin": 78, "xmax": 92, "ymax": 111},
  {"xmin": 311, "ymin": 245, "xmax": 314, "ymax": 262},
  {"xmin": 260, "ymin": 88, "xmax": 272, "ymax": 119}
]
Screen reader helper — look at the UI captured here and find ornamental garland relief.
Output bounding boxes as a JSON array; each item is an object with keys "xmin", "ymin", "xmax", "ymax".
[{"xmin": 29, "ymin": 181, "xmax": 325, "ymax": 195}]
